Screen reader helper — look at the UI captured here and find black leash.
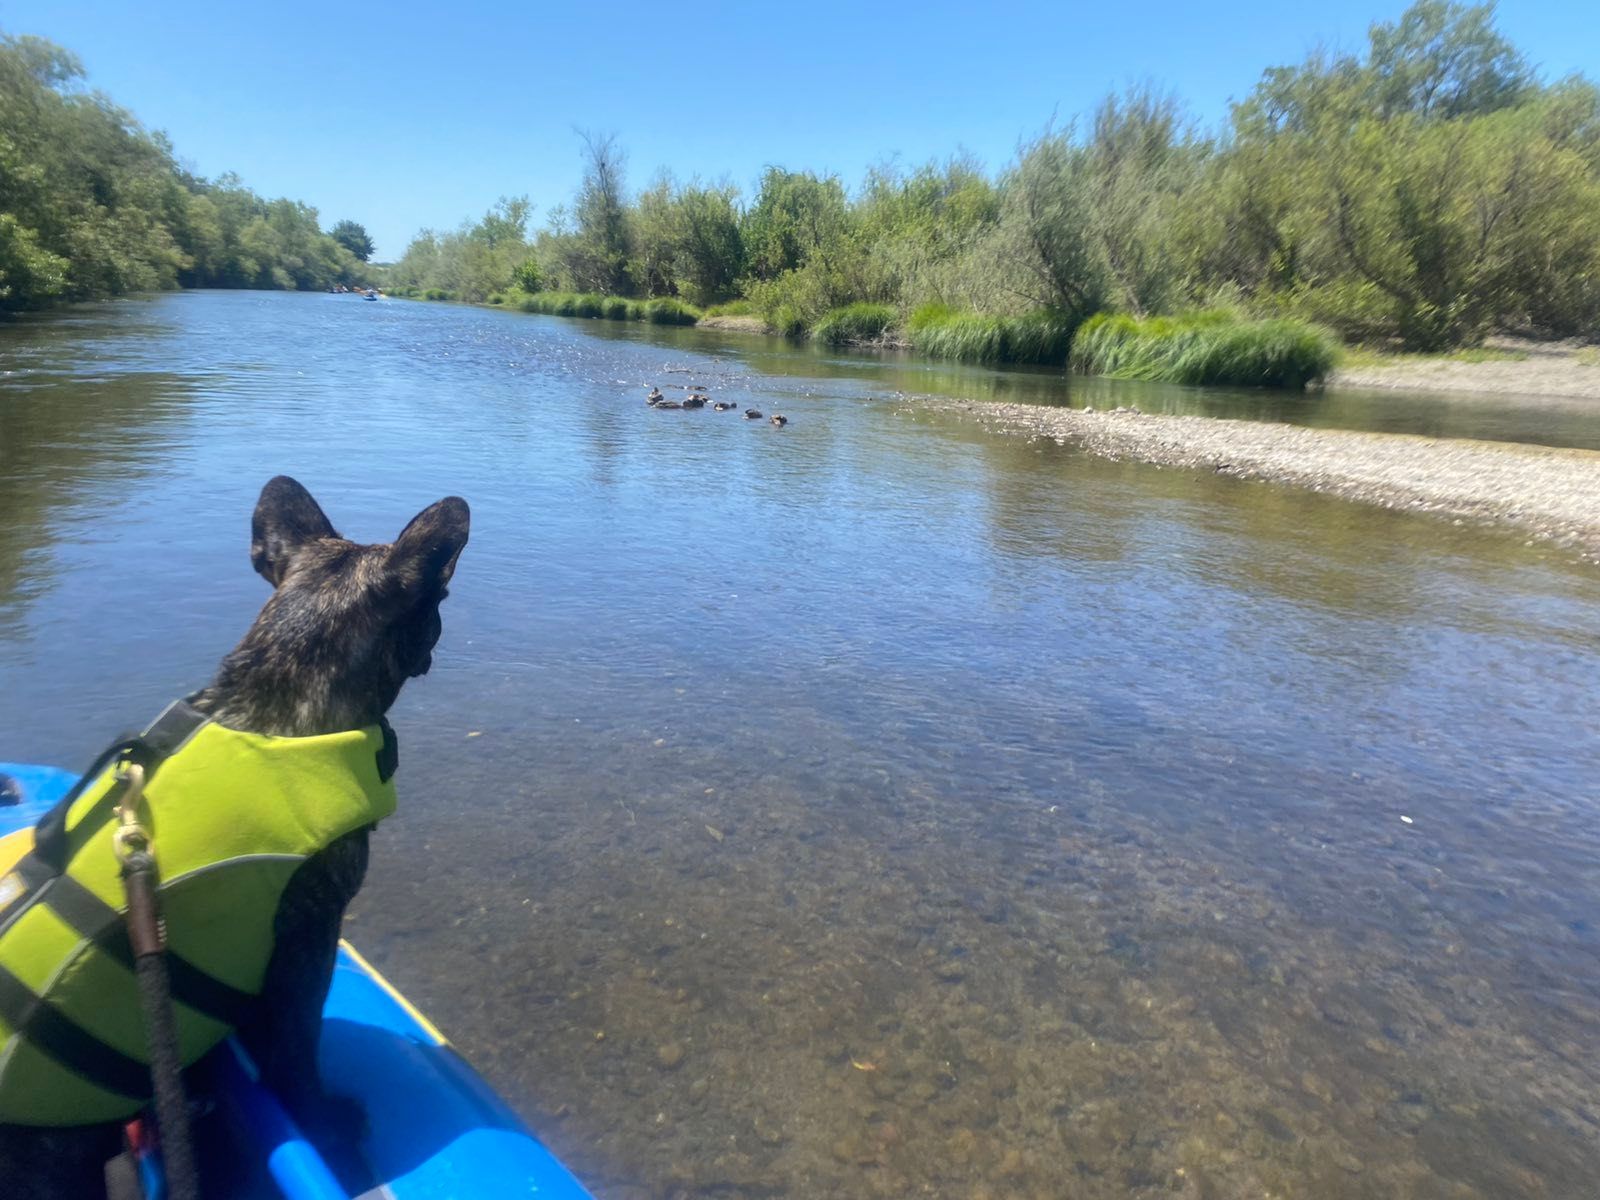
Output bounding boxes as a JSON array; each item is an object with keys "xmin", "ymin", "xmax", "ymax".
[{"xmin": 113, "ymin": 762, "xmax": 201, "ymax": 1200}]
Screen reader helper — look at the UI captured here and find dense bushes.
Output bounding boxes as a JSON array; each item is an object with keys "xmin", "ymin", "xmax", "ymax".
[{"xmin": 1070, "ymin": 311, "xmax": 1340, "ymax": 387}]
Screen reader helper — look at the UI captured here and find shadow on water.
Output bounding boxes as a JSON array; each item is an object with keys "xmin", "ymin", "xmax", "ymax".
[{"xmin": 3, "ymin": 293, "xmax": 1599, "ymax": 1199}]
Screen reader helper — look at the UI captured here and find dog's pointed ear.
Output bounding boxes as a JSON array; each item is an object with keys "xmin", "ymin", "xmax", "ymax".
[
  {"xmin": 251, "ymin": 476, "xmax": 339, "ymax": 586},
  {"xmin": 388, "ymin": 496, "xmax": 470, "ymax": 596}
]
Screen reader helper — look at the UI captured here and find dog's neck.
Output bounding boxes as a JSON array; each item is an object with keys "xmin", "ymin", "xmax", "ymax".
[
  {"xmin": 189, "ymin": 675, "xmax": 395, "ymax": 739},
  {"xmin": 190, "ymin": 640, "xmax": 405, "ymax": 739}
]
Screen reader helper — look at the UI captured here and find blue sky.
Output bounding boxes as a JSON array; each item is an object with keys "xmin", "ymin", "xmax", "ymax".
[{"xmin": 4, "ymin": 2, "xmax": 1594, "ymax": 260}]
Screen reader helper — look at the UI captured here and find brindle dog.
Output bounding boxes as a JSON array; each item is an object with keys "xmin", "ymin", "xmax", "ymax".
[{"xmin": 0, "ymin": 475, "xmax": 469, "ymax": 1198}]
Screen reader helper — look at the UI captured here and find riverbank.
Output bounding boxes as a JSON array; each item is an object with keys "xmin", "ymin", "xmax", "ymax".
[
  {"xmin": 695, "ymin": 314, "xmax": 769, "ymax": 334},
  {"xmin": 461, "ymin": 293, "xmax": 1600, "ymax": 404},
  {"xmin": 911, "ymin": 399, "xmax": 1600, "ymax": 557},
  {"xmin": 1329, "ymin": 339, "xmax": 1600, "ymax": 400}
]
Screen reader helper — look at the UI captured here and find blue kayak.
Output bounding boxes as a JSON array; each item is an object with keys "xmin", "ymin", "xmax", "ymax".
[{"xmin": 0, "ymin": 761, "xmax": 594, "ymax": 1200}]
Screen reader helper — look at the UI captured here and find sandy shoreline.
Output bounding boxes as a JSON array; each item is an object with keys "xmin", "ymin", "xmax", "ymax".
[
  {"xmin": 1328, "ymin": 339, "xmax": 1600, "ymax": 400},
  {"xmin": 911, "ymin": 398, "xmax": 1600, "ymax": 557}
]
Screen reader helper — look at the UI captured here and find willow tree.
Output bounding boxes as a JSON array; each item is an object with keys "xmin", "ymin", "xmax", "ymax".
[{"xmin": 564, "ymin": 130, "xmax": 632, "ymax": 295}]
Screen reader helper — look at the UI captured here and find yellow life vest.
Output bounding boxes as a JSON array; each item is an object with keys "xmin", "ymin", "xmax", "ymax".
[{"xmin": 0, "ymin": 701, "xmax": 396, "ymax": 1126}]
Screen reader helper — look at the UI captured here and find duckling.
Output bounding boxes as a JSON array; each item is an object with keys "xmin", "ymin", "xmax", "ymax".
[
  {"xmin": 712, "ymin": 401, "xmax": 736, "ymax": 412},
  {"xmin": 744, "ymin": 408, "xmax": 763, "ymax": 420},
  {"xmin": 769, "ymin": 413, "xmax": 788, "ymax": 427}
]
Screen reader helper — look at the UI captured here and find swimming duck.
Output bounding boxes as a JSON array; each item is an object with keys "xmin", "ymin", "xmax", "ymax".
[
  {"xmin": 744, "ymin": 408, "xmax": 763, "ymax": 420},
  {"xmin": 769, "ymin": 413, "xmax": 788, "ymax": 427}
]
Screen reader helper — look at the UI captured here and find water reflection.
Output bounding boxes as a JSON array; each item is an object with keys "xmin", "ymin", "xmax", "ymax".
[
  {"xmin": 0, "ymin": 301, "xmax": 203, "ymax": 635},
  {"xmin": 1, "ymin": 292, "xmax": 1596, "ymax": 1199}
]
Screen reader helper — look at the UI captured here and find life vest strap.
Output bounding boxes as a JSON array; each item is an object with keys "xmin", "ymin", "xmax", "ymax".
[
  {"xmin": 0, "ymin": 850, "xmax": 57, "ymax": 937},
  {"xmin": 0, "ymin": 963, "xmax": 150, "ymax": 1101},
  {"xmin": 43, "ymin": 874, "xmax": 257, "ymax": 1028}
]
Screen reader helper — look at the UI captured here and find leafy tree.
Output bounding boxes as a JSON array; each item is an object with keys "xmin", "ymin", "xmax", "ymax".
[
  {"xmin": 1366, "ymin": 2, "xmax": 1534, "ymax": 120},
  {"xmin": 741, "ymin": 168, "xmax": 850, "ymax": 281},
  {"xmin": 850, "ymin": 157, "xmax": 999, "ymax": 310},
  {"xmin": 1324, "ymin": 108, "xmax": 1600, "ymax": 346},
  {"xmin": 563, "ymin": 130, "xmax": 631, "ymax": 294},
  {"xmin": 386, "ymin": 197, "xmax": 533, "ymax": 300},
  {"xmin": 986, "ymin": 130, "xmax": 1108, "ymax": 317},
  {"xmin": 671, "ymin": 182, "xmax": 743, "ymax": 304},
  {"xmin": 0, "ymin": 212, "xmax": 68, "ymax": 304},
  {"xmin": 511, "ymin": 258, "xmax": 542, "ymax": 292},
  {"xmin": 626, "ymin": 176, "xmax": 744, "ymax": 303},
  {"xmin": 330, "ymin": 219, "xmax": 374, "ymax": 261},
  {"xmin": 1083, "ymin": 87, "xmax": 1201, "ymax": 315},
  {"xmin": 0, "ymin": 30, "xmax": 370, "ymax": 310}
]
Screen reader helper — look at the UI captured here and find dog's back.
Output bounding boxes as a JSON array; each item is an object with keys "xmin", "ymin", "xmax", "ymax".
[{"xmin": 0, "ymin": 476, "xmax": 468, "ymax": 1198}]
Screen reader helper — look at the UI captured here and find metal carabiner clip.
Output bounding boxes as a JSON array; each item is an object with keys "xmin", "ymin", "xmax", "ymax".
[{"xmin": 111, "ymin": 759, "xmax": 150, "ymax": 866}]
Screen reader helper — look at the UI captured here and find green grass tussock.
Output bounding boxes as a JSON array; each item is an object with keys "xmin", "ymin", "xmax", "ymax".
[
  {"xmin": 506, "ymin": 291, "xmax": 700, "ymax": 325},
  {"xmin": 907, "ymin": 305, "xmax": 1076, "ymax": 364},
  {"xmin": 1070, "ymin": 310, "xmax": 1338, "ymax": 388},
  {"xmin": 814, "ymin": 303, "xmax": 896, "ymax": 345},
  {"xmin": 770, "ymin": 305, "xmax": 807, "ymax": 338},
  {"xmin": 643, "ymin": 297, "xmax": 701, "ymax": 325}
]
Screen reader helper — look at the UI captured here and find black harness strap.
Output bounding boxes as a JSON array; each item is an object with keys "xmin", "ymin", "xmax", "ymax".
[
  {"xmin": 377, "ymin": 716, "xmax": 399, "ymax": 783},
  {"xmin": 27, "ymin": 739, "xmax": 145, "ymax": 876},
  {"xmin": 43, "ymin": 875, "xmax": 257, "ymax": 1028},
  {"xmin": 26, "ymin": 700, "xmax": 208, "ymax": 878},
  {"xmin": 0, "ymin": 964, "xmax": 151, "ymax": 1100}
]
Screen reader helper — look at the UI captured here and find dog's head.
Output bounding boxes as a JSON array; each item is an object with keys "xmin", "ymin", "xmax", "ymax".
[{"xmin": 196, "ymin": 476, "xmax": 470, "ymax": 736}]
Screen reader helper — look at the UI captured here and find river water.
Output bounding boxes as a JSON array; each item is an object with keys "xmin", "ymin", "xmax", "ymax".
[{"xmin": 2, "ymin": 291, "xmax": 1597, "ymax": 1199}]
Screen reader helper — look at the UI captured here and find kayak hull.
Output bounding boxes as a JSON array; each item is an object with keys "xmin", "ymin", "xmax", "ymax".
[{"xmin": 0, "ymin": 761, "xmax": 593, "ymax": 1200}]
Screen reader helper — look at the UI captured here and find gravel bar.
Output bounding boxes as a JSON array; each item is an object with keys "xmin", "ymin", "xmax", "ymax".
[{"xmin": 913, "ymin": 399, "xmax": 1600, "ymax": 558}]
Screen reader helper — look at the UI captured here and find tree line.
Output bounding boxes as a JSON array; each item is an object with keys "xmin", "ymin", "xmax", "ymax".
[
  {"xmin": 391, "ymin": 2, "xmax": 1600, "ymax": 351},
  {"xmin": 0, "ymin": 32, "xmax": 375, "ymax": 312}
]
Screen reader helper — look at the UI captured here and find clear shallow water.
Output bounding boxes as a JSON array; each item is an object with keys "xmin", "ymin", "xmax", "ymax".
[{"xmin": 1, "ymin": 291, "xmax": 1597, "ymax": 1199}]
